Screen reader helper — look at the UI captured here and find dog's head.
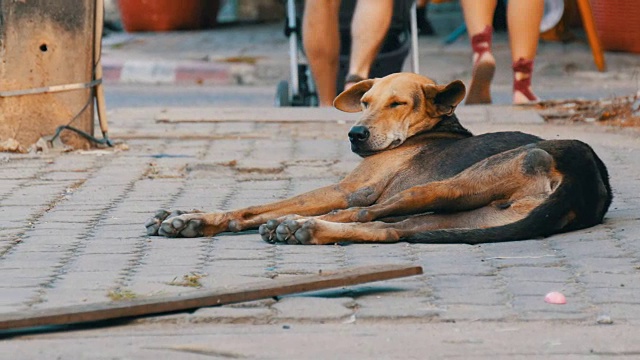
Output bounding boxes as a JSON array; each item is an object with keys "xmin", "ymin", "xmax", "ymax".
[{"xmin": 334, "ymin": 73, "xmax": 466, "ymax": 157}]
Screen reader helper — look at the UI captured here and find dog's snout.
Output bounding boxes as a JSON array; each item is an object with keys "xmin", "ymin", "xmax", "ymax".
[{"xmin": 349, "ymin": 126, "xmax": 370, "ymax": 143}]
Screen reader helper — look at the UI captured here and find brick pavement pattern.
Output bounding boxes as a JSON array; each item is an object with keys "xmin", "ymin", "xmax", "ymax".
[
  {"xmin": 2, "ymin": 19, "xmax": 640, "ymax": 357},
  {"xmin": 1, "ymin": 106, "xmax": 639, "ymax": 329}
]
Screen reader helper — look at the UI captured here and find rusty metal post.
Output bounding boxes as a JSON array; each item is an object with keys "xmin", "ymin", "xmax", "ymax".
[{"xmin": 0, "ymin": 0, "xmax": 97, "ymax": 149}]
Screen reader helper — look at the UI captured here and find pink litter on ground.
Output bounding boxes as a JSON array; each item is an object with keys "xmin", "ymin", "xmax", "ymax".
[{"xmin": 544, "ymin": 291, "xmax": 567, "ymax": 304}]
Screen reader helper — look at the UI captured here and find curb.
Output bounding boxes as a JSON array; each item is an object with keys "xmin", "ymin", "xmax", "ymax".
[{"xmin": 102, "ymin": 58, "xmax": 241, "ymax": 85}]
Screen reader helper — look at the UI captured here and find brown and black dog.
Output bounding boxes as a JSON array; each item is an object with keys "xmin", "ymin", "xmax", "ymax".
[{"xmin": 146, "ymin": 73, "xmax": 612, "ymax": 245}]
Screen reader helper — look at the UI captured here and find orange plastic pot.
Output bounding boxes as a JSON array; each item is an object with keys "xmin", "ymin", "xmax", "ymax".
[
  {"xmin": 118, "ymin": 0, "xmax": 220, "ymax": 32},
  {"xmin": 591, "ymin": 0, "xmax": 640, "ymax": 53}
]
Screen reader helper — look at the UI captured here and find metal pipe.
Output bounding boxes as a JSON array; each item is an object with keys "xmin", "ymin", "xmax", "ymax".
[
  {"xmin": 410, "ymin": 1, "xmax": 420, "ymax": 74},
  {"xmin": 94, "ymin": 0, "xmax": 110, "ymax": 140},
  {"xmin": 287, "ymin": 0, "xmax": 300, "ymax": 96}
]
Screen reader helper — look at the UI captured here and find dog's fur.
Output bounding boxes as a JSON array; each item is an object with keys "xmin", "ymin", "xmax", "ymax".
[{"xmin": 146, "ymin": 73, "xmax": 612, "ymax": 245}]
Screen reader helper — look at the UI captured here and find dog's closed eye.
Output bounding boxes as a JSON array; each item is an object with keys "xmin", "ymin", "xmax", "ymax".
[
  {"xmin": 361, "ymin": 101, "xmax": 369, "ymax": 109},
  {"xmin": 390, "ymin": 101, "xmax": 407, "ymax": 108}
]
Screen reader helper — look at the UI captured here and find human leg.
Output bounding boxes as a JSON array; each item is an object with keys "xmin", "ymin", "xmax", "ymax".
[
  {"xmin": 303, "ymin": 0, "xmax": 341, "ymax": 106},
  {"xmin": 346, "ymin": 0, "xmax": 394, "ymax": 89},
  {"xmin": 460, "ymin": 0, "xmax": 497, "ymax": 104},
  {"xmin": 461, "ymin": 0, "xmax": 497, "ymax": 35},
  {"xmin": 507, "ymin": 0, "xmax": 544, "ymax": 104}
]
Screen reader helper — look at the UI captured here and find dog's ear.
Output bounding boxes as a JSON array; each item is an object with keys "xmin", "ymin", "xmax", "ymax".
[
  {"xmin": 423, "ymin": 80, "xmax": 466, "ymax": 117},
  {"xmin": 334, "ymin": 79, "xmax": 375, "ymax": 112}
]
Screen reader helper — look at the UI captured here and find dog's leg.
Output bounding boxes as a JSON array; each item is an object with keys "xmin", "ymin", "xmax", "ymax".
[
  {"xmin": 146, "ymin": 151, "xmax": 412, "ymax": 238},
  {"xmin": 146, "ymin": 185, "xmax": 353, "ymax": 238},
  {"xmin": 318, "ymin": 146, "xmax": 562, "ymax": 223},
  {"xmin": 265, "ymin": 146, "xmax": 565, "ymax": 244},
  {"xmin": 265, "ymin": 193, "xmax": 554, "ymax": 244},
  {"xmin": 147, "ymin": 181, "xmax": 390, "ymax": 238}
]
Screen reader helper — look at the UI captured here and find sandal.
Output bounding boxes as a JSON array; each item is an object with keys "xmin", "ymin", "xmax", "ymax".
[
  {"xmin": 344, "ymin": 74, "xmax": 367, "ymax": 91},
  {"xmin": 512, "ymin": 58, "xmax": 540, "ymax": 105},
  {"xmin": 465, "ymin": 25, "xmax": 495, "ymax": 105}
]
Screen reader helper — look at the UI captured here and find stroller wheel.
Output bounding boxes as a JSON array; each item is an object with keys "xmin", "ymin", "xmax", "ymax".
[{"xmin": 275, "ymin": 80, "xmax": 291, "ymax": 107}]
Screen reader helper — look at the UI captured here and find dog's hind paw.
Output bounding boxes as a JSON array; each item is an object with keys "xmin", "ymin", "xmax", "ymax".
[
  {"xmin": 259, "ymin": 220, "xmax": 280, "ymax": 244},
  {"xmin": 276, "ymin": 219, "xmax": 307, "ymax": 244},
  {"xmin": 260, "ymin": 215, "xmax": 305, "ymax": 244},
  {"xmin": 261, "ymin": 218, "xmax": 317, "ymax": 245}
]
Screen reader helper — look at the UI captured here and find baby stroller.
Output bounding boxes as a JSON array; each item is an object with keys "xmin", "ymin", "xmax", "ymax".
[{"xmin": 275, "ymin": 0, "xmax": 420, "ymax": 107}]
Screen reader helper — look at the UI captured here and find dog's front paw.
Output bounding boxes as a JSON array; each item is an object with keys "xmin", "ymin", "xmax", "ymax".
[
  {"xmin": 157, "ymin": 213, "xmax": 205, "ymax": 238},
  {"xmin": 145, "ymin": 210, "xmax": 204, "ymax": 238},
  {"xmin": 145, "ymin": 209, "xmax": 175, "ymax": 236}
]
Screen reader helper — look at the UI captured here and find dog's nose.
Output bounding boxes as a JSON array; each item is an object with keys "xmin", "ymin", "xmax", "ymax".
[{"xmin": 349, "ymin": 126, "xmax": 370, "ymax": 143}]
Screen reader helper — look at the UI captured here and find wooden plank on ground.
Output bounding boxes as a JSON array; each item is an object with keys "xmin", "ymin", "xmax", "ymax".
[{"xmin": 0, "ymin": 264, "xmax": 422, "ymax": 331}]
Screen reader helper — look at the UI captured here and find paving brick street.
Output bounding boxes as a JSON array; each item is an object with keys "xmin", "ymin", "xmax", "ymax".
[{"xmin": 0, "ymin": 21, "xmax": 639, "ymax": 359}]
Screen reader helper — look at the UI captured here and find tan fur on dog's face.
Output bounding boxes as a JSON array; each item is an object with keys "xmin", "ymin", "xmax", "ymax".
[{"xmin": 334, "ymin": 73, "xmax": 466, "ymax": 156}]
